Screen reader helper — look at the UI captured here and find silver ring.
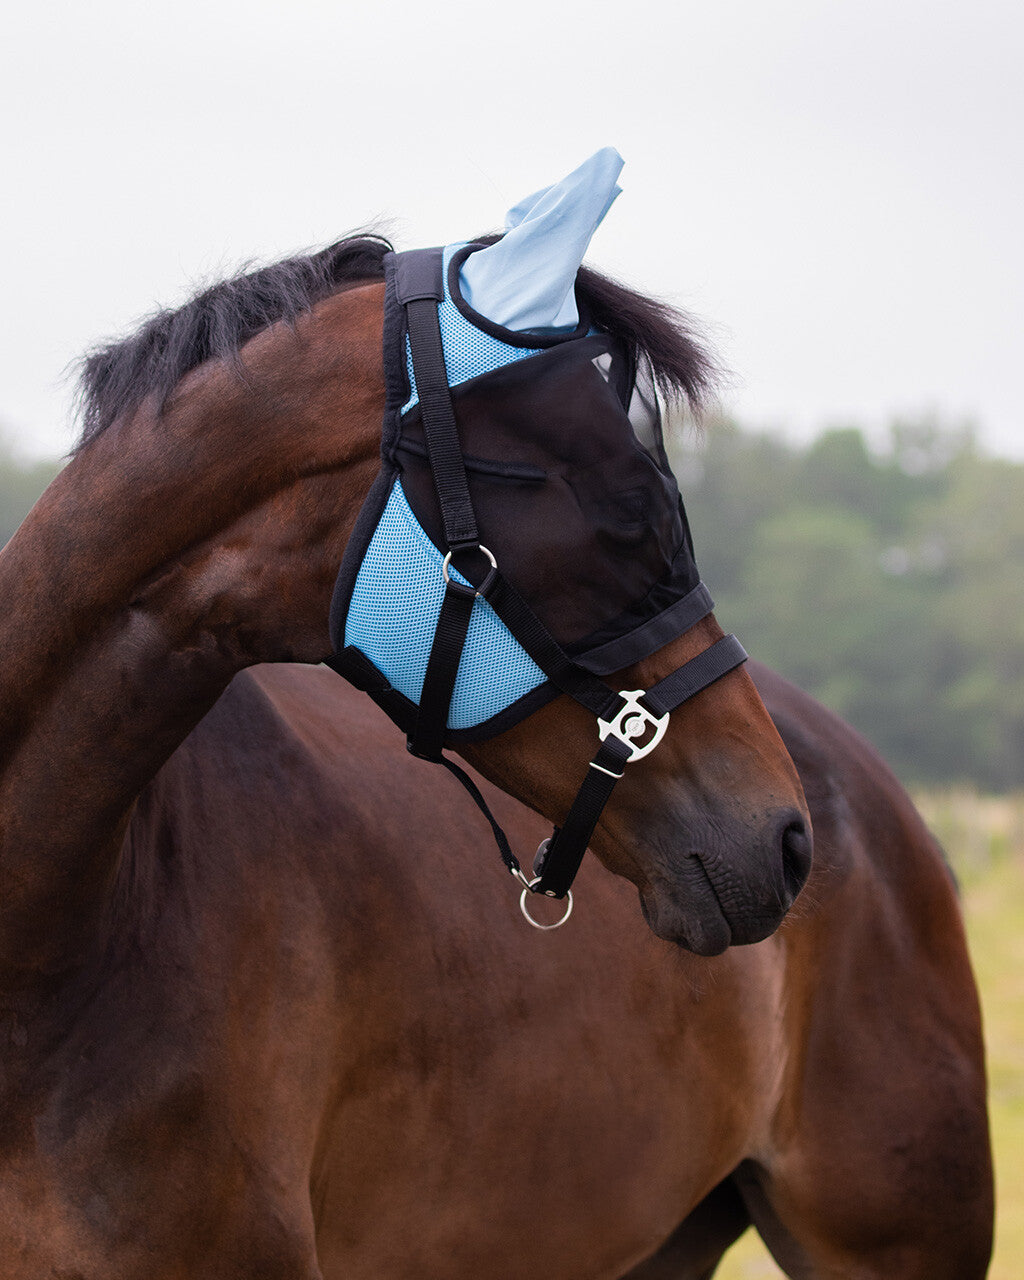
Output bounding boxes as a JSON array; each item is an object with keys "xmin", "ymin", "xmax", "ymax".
[
  {"xmin": 519, "ymin": 887, "xmax": 573, "ymax": 930},
  {"xmin": 442, "ymin": 544, "xmax": 497, "ymax": 587}
]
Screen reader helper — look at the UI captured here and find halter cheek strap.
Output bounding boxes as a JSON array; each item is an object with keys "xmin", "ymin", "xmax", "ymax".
[{"xmin": 332, "ymin": 247, "xmax": 748, "ymax": 920}]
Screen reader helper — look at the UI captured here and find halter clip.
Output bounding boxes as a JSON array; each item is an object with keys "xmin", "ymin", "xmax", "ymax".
[{"xmin": 598, "ymin": 690, "xmax": 670, "ymax": 763}]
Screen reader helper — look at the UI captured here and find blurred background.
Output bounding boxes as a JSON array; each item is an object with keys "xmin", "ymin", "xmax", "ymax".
[{"xmin": 1, "ymin": 1, "xmax": 1021, "ymax": 1274}]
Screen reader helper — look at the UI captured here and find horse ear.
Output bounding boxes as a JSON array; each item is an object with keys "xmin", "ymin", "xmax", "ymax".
[{"xmin": 458, "ymin": 147, "xmax": 624, "ymax": 334}]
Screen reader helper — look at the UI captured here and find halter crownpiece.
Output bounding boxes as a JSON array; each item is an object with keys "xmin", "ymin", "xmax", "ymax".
[{"xmin": 327, "ymin": 151, "xmax": 747, "ymax": 925}]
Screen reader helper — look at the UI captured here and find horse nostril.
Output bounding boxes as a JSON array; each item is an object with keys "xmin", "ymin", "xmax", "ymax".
[{"xmin": 779, "ymin": 815, "xmax": 812, "ymax": 907}]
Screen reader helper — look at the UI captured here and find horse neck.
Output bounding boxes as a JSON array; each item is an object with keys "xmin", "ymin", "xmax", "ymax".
[{"xmin": 0, "ymin": 284, "xmax": 384, "ymax": 981}]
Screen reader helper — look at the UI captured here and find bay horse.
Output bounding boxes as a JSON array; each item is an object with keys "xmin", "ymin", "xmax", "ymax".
[{"xmin": 0, "ymin": 237, "xmax": 991, "ymax": 1277}]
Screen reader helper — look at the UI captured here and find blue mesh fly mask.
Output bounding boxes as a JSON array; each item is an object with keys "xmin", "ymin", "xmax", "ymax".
[{"xmin": 327, "ymin": 243, "xmax": 748, "ymax": 924}]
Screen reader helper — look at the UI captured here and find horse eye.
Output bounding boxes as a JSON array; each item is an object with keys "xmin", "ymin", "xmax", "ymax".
[{"xmin": 613, "ymin": 487, "xmax": 649, "ymax": 526}]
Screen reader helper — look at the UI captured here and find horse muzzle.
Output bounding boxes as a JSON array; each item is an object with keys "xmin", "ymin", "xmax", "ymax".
[{"xmin": 636, "ymin": 808, "xmax": 813, "ymax": 955}]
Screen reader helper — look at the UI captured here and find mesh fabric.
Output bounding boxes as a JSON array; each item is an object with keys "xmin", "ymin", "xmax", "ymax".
[
  {"xmin": 402, "ymin": 244, "xmax": 541, "ymax": 413},
  {"xmin": 344, "ymin": 481, "xmax": 545, "ymax": 730}
]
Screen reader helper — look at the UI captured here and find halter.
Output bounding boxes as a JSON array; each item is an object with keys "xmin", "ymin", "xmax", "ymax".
[{"xmin": 328, "ymin": 246, "xmax": 747, "ymax": 925}]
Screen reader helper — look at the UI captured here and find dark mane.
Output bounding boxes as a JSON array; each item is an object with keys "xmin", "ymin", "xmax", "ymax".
[
  {"xmin": 75, "ymin": 233, "xmax": 717, "ymax": 449},
  {"xmin": 75, "ymin": 235, "xmax": 393, "ymax": 450}
]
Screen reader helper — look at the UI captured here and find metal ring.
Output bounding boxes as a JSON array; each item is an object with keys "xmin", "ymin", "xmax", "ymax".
[
  {"xmin": 519, "ymin": 887, "xmax": 573, "ymax": 930},
  {"xmin": 442, "ymin": 544, "xmax": 497, "ymax": 587}
]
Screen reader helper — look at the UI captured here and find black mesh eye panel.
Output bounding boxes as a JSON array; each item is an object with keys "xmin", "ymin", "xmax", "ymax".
[
  {"xmin": 395, "ymin": 335, "xmax": 700, "ymax": 651},
  {"xmin": 587, "ymin": 348, "xmax": 672, "ymax": 475}
]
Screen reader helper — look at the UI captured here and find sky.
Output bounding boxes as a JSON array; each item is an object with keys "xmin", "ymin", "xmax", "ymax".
[{"xmin": 1, "ymin": 0, "xmax": 1021, "ymax": 460}]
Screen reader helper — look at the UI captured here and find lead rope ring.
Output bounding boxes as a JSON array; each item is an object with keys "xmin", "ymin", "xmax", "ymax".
[
  {"xmin": 510, "ymin": 865, "xmax": 574, "ymax": 930},
  {"xmin": 520, "ymin": 886, "xmax": 574, "ymax": 930}
]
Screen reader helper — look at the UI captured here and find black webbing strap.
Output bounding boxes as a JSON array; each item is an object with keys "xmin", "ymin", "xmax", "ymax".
[
  {"xmin": 524, "ymin": 634, "xmax": 749, "ymax": 899},
  {"xmin": 435, "ymin": 755, "xmax": 524, "ymax": 879},
  {"xmin": 408, "ymin": 579, "xmax": 477, "ymax": 760},
  {"xmin": 577, "ymin": 580, "xmax": 714, "ymax": 675},
  {"xmin": 530, "ymin": 735, "xmax": 633, "ymax": 898},
  {"xmin": 394, "ymin": 249, "xmax": 488, "ymax": 758},
  {"xmin": 325, "ymin": 646, "xmax": 413, "ymax": 733},
  {"xmin": 486, "ymin": 574, "xmax": 623, "ymax": 721},
  {"xmin": 641, "ymin": 633, "xmax": 748, "ymax": 719},
  {"xmin": 405, "ymin": 294, "xmax": 479, "ymax": 550}
]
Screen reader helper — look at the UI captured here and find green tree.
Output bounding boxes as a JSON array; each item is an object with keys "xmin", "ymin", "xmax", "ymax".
[
  {"xmin": 0, "ymin": 435, "xmax": 60, "ymax": 547},
  {"xmin": 922, "ymin": 453, "xmax": 1024, "ymax": 790},
  {"xmin": 677, "ymin": 416, "xmax": 1024, "ymax": 791}
]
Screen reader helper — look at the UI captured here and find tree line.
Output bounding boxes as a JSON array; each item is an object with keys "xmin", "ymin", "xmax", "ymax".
[
  {"xmin": 0, "ymin": 440, "xmax": 61, "ymax": 547},
  {"xmin": 671, "ymin": 417, "xmax": 1022, "ymax": 792},
  {"xmin": 2, "ymin": 417, "xmax": 1021, "ymax": 791}
]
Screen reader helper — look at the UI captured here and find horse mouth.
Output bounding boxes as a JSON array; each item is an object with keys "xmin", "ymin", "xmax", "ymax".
[
  {"xmin": 639, "ymin": 857, "xmax": 733, "ymax": 955},
  {"xmin": 637, "ymin": 820, "xmax": 812, "ymax": 955}
]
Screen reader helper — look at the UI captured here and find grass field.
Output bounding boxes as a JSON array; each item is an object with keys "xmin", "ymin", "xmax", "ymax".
[{"xmin": 714, "ymin": 789, "xmax": 1024, "ymax": 1280}]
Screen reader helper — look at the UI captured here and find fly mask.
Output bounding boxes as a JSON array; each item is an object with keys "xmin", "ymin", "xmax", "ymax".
[{"xmin": 327, "ymin": 154, "xmax": 747, "ymax": 924}]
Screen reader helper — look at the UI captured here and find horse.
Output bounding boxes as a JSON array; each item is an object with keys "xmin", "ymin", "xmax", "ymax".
[{"xmin": 0, "ymin": 236, "xmax": 991, "ymax": 1278}]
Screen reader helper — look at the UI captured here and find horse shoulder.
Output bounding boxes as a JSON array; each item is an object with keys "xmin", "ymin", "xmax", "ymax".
[{"xmin": 744, "ymin": 661, "xmax": 992, "ymax": 1277}]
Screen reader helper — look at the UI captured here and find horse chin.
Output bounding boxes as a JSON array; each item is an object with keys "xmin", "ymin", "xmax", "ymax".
[
  {"xmin": 629, "ymin": 807, "xmax": 813, "ymax": 954},
  {"xmin": 638, "ymin": 857, "xmax": 733, "ymax": 955},
  {"xmin": 636, "ymin": 853, "xmax": 797, "ymax": 956}
]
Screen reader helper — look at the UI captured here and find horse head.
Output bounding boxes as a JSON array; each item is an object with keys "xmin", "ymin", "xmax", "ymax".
[{"xmin": 54, "ymin": 154, "xmax": 810, "ymax": 966}]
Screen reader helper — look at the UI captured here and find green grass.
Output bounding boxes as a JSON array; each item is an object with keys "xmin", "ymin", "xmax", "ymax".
[
  {"xmin": 714, "ymin": 790, "xmax": 1024, "ymax": 1279},
  {"xmin": 962, "ymin": 849, "xmax": 1024, "ymax": 1279}
]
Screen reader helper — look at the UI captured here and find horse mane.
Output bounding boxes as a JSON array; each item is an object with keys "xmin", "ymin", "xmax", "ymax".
[{"xmin": 75, "ymin": 232, "xmax": 717, "ymax": 450}]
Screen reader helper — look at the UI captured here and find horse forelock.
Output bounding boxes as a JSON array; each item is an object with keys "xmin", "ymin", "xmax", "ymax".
[{"xmin": 73, "ymin": 231, "xmax": 719, "ymax": 452}]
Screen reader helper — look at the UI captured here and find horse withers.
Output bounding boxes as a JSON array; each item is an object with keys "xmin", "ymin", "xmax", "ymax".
[{"xmin": 0, "ymin": 235, "xmax": 991, "ymax": 1277}]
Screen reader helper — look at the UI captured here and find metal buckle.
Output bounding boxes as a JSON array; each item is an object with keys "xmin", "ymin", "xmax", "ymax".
[{"xmin": 598, "ymin": 690, "xmax": 670, "ymax": 763}]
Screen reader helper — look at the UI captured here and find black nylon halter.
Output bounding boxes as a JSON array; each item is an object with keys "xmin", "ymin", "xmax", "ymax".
[{"xmin": 329, "ymin": 248, "xmax": 747, "ymax": 908}]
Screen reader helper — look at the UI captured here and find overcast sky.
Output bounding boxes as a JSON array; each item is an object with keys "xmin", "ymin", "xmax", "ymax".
[{"xmin": 2, "ymin": 0, "xmax": 1021, "ymax": 460}]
